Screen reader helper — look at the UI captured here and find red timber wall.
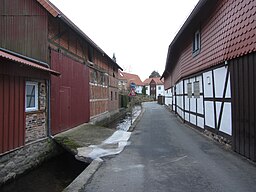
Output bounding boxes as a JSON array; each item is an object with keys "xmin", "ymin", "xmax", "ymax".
[
  {"xmin": 48, "ymin": 15, "xmax": 119, "ymax": 120},
  {"xmin": 167, "ymin": 0, "xmax": 256, "ymax": 86},
  {"xmin": 50, "ymin": 50, "xmax": 89, "ymax": 135},
  {"xmin": 0, "ymin": 0, "xmax": 48, "ymax": 63},
  {"xmin": 108, "ymin": 66, "xmax": 119, "ymax": 113},
  {"xmin": 89, "ymin": 52, "xmax": 119, "ymax": 118},
  {"xmin": 0, "ymin": 60, "xmax": 50, "ymax": 154}
]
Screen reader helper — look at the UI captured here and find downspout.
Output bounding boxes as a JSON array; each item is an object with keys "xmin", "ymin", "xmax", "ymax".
[{"xmin": 46, "ymin": 79, "xmax": 53, "ymax": 138}]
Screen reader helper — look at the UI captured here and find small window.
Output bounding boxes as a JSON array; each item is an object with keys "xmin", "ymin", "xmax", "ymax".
[
  {"xmin": 158, "ymin": 86, "xmax": 161, "ymax": 90},
  {"xmin": 187, "ymin": 83, "xmax": 192, "ymax": 98},
  {"xmin": 193, "ymin": 30, "xmax": 201, "ymax": 55},
  {"xmin": 194, "ymin": 81, "xmax": 200, "ymax": 98},
  {"xmin": 88, "ymin": 45, "xmax": 94, "ymax": 62},
  {"xmin": 26, "ymin": 81, "xmax": 38, "ymax": 112},
  {"xmin": 111, "ymin": 91, "xmax": 113, "ymax": 101}
]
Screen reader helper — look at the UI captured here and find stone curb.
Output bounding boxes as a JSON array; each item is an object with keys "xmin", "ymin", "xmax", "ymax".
[
  {"xmin": 63, "ymin": 158, "xmax": 103, "ymax": 192},
  {"xmin": 128, "ymin": 104, "xmax": 145, "ymax": 132}
]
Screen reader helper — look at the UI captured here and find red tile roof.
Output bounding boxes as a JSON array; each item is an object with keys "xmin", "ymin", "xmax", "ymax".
[
  {"xmin": 0, "ymin": 48, "xmax": 60, "ymax": 76},
  {"xmin": 163, "ymin": 0, "xmax": 256, "ymax": 85},
  {"xmin": 119, "ymin": 72, "xmax": 144, "ymax": 86},
  {"xmin": 143, "ymin": 77, "xmax": 164, "ymax": 85}
]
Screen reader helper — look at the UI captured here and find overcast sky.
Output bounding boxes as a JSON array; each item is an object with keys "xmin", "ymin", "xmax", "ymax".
[{"xmin": 49, "ymin": 0, "xmax": 199, "ymax": 81}]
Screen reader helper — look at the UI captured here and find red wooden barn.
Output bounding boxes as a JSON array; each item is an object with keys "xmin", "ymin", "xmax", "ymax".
[
  {"xmin": 162, "ymin": 0, "xmax": 256, "ymax": 161},
  {"xmin": 0, "ymin": 0, "xmax": 122, "ymax": 153}
]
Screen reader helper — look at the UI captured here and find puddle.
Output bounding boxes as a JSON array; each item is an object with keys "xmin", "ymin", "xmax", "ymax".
[
  {"xmin": 109, "ymin": 105, "xmax": 142, "ymax": 131},
  {"xmin": 0, "ymin": 152, "xmax": 88, "ymax": 192}
]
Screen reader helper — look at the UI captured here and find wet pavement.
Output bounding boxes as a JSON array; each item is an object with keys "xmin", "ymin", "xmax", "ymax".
[{"xmin": 84, "ymin": 102, "xmax": 256, "ymax": 192}]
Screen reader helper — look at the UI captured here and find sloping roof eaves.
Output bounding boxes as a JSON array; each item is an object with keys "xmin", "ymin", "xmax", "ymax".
[
  {"xmin": 122, "ymin": 72, "xmax": 144, "ymax": 86},
  {"xmin": 0, "ymin": 48, "xmax": 60, "ymax": 76},
  {"xmin": 143, "ymin": 77, "xmax": 164, "ymax": 85},
  {"xmin": 37, "ymin": 0, "xmax": 123, "ymax": 70},
  {"xmin": 163, "ymin": 0, "xmax": 216, "ymax": 76}
]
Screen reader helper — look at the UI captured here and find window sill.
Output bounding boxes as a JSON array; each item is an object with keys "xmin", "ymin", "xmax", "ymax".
[{"xmin": 192, "ymin": 49, "xmax": 201, "ymax": 57}]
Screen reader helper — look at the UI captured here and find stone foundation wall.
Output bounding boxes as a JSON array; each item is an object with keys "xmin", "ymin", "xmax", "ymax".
[
  {"xmin": 0, "ymin": 138, "xmax": 62, "ymax": 186},
  {"xmin": 25, "ymin": 81, "xmax": 47, "ymax": 143},
  {"xmin": 204, "ymin": 130, "xmax": 232, "ymax": 147}
]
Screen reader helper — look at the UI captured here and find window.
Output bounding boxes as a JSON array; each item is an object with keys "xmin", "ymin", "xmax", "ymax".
[
  {"xmin": 158, "ymin": 86, "xmax": 161, "ymax": 90},
  {"xmin": 193, "ymin": 30, "xmax": 201, "ymax": 55},
  {"xmin": 187, "ymin": 83, "xmax": 192, "ymax": 98},
  {"xmin": 88, "ymin": 45, "xmax": 94, "ymax": 62},
  {"xmin": 111, "ymin": 91, "xmax": 113, "ymax": 101},
  {"xmin": 194, "ymin": 81, "xmax": 200, "ymax": 98},
  {"xmin": 26, "ymin": 81, "xmax": 38, "ymax": 112}
]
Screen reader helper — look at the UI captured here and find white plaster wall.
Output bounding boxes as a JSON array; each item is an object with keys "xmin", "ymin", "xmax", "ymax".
[
  {"xmin": 190, "ymin": 114, "xmax": 197, "ymax": 125},
  {"xmin": 156, "ymin": 85, "xmax": 164, "ymax": 96},
  {"xmin": 146, "ymin": 85, "xmax": 150, "ymax": 95},
  {"xmin": 197, "ymin": 97, "xmax": 204, "ymax": 114},
  {"xmin": 219, "ymin": 103, "xmax": 232, "ymax": 135},
  {"xmin": 205, "ymin": 101, "xmax": 215, "ymax": 128},
  {"xmin": 164, "ymin": 89, "xmax": 172, "ymax": 106},
  {"xmin": 203, "ymin": 71, "xmax": 213, "ymax": 97},
  {"xmin": 214, "ymin": 66, "xmax": 228, "ymax": 98},
  {"xmin": 197, "ymin": 117, "xmax": 204, "ymax": 129},
  {"xmin": 136, "ymin": 86, "xmax": 143, "ymax": 94},
  {"xmin": 185, "ymin": 112, "xmax": 189, "ymax": 121},
  {"xmin": 185, "ymin": 97, "xmax": 189, "ymax": 111},
  {"xmin": 190, "ymin": 97, "xmax": 196, "ymax": 113},
  {"xmin": 226, "ymin": 75, "xmax": 231, "ymax": 98}
]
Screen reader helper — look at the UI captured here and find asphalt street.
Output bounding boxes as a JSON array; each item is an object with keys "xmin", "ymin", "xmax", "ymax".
[{"xmin": 84, "ymin": 102, "xmax": 256, "ymax": 192}]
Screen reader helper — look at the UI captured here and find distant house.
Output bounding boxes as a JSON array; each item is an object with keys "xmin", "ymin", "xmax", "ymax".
[
  {"xmin": 0, "ymin": 0, "xmax": 122, "ymax": 183},
  {"xmin": 118, "ymin": 71, "xmax": 144, "ymax": 94},
  {"xmin": 118, "ymin": 70, "xmax": 128, "ymax": 93},
  {"xmin": 143, "ymin": 78, "xmax": 164, "ymax": 100},
  {"xmin": 161, "ymin": 0, "xmax": 256, "ymax": 161}
]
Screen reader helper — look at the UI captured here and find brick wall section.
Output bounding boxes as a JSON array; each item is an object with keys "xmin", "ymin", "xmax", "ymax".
[{"xmin": 25, "ymin": 81, "xmax": 47, "ymax": 143}]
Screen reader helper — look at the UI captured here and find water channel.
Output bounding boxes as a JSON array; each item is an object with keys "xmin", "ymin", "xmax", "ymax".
[
  {"xmin": 0, "ymin": 152, "xmax": 88, "ymax": 192},
  {"xmin": 0, "ymin": 105, "xmax": 142, "ymax": 192}
]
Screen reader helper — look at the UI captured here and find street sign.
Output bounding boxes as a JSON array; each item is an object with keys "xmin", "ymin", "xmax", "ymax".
[
  {"xmin": 130, "ymin": 82, "xmax": 136, "ymax": 89},
  {"xmin": 128, "ymin": 88, "xmax": 136, "ymax": 96}
]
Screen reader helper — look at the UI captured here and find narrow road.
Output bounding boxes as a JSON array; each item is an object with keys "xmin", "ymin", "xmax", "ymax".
[{"xmin": 84, "ymin": 102, "xmax": 256, "ymax": 192}]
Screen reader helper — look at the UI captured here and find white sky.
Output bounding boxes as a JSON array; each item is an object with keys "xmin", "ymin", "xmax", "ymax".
[{"xmin": 49, "ymin": 0, "xmax": 199, "ymax": 81}]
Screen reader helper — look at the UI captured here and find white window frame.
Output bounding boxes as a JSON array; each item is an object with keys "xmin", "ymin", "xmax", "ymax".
[
  {"xmin": 25, "ymin": 81, "xmax": 39, "ymax": 112},
  {"xmin": 193, "ymin": 30, "xmax": 201, "ymax": 55}
]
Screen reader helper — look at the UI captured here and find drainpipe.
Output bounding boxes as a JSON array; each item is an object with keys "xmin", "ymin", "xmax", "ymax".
[{"xmin": 46, "ymin": 79, "xmax": 53, "ymax": 138}]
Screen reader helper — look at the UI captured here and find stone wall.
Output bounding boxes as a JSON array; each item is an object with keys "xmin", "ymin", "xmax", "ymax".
[
  {"xmin": 0, "ymin": 138, "xmax": 62, "ymax": 186},
  {"xmin": 25, "ymin": 81, "xmax": 47, "ymax": 143}
]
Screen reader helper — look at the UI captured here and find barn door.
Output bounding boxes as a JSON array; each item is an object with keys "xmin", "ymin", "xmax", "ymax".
[
  {"xmin": 60, "ymin": 86, "xmax": 71, "ymax": 131},
  {"xmin": 230, "ymin": 52, "xmax": 256, "ymax": 161}
]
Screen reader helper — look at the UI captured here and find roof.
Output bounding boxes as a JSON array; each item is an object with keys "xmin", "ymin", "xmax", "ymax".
[
  {"xmin": 143, "ymin": 77, "xmax": 164, "ymax": 85},
  {"xmin": 162, "ymin": 0, "xmax": 256, "ymax": 81},
  {"xmin": 0, "ymin": 48, "xmax": 60, "ymax": 76},
  {"xmin": 119, "ymin": 71, "xmax": 144, "ymax": 86},
  {"xmin": 162, "ymin": 0, "xmax": 218, "ymax": 78},
  {"xmin": 37, "ymin": 0, "xmax": 122, "ymax": 71}
]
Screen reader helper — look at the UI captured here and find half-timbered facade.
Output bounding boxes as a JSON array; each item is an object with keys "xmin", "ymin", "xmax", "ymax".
[
  {"xmin": 143, "ymin": 77, "xmax": 164, "ymax": 100},
  {"xmin": 0, "ymin": 0, "xmax": 122, "ymax": 136},
  {"xmin": 162, "ymin": 0, "xmax": 256, "ymax": 161},
  {"xmin": 0, "ymin": 0, "xmax": 122, "ymax": 183}
]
